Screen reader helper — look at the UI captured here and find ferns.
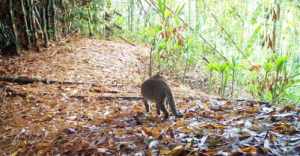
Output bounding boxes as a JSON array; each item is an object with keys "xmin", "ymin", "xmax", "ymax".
[{"xmin": 0, "ymin": 21, "xmax": 15, "ymax": 50}]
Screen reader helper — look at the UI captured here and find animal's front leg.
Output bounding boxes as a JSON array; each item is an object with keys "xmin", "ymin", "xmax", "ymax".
[
  {"xmin": 143, "ymin": 99, "xmax": 150, "ymax": 112},
  {"xmin": 155, "ymin": 102, "xmax": 161, "ymax": 115},
  {"xmin": 158, "ymin": 98, "xmax": 169, "ymax": 120}
]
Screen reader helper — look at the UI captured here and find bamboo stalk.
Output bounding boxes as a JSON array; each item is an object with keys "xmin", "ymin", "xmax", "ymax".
[
  {"xmin": 146, "ymin": 0, "xmax": 228, "ymax": 62},
  {"xmin": 33, "ymin": 6, "xmax": 44, "ymax": 40},
  {"xmin": 21, "ymin": 0, "xmax": 32, "ymax": 49},
  {"xmin": 149, "ymin": 40, "xmax": 155, "ymax": 77},
  {"xmin": 29, "ymin": 0, "xmax": 38, "ymax": 48},
  {"xmin": 128, "ymin": 0, "xmax": 134, "ymax": 31},
  {"xmin": 87, "ymin": 5, "xmax": 93, "ymax": 36},
  {"xmin": 26, "ymin": 0, "xmax": 33, "ymax": 41},
  {"xmin": 46, "ymin": 0, "xmax": 51, "ymax": 39},
  {"xmin": 188, "ymin": 0, "xmax": 192, "ymax": 27},
  {"xmin": 51, "ymin": 0, "xmax": 57, "ymax": 41},
  {"xmin": 195, "ymin": 0, "xmax": 200, "ymax": 32},
  {"xmin": 42, "ymin": 7, "xmax": 49, "ymax": 47},
  {"xmin": 33, "ymin": 6, "xmax": 42, "ymax": 22},
  {"xmin": 9, "ymin": 0, "xmax": 20, "ymax": 54}
]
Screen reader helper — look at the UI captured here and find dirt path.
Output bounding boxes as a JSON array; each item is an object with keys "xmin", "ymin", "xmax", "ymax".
[
  {"xmin": 0, "ymin": 38, "xmax": 200, "ymax": 155},
  {"xmin": 0, "ymin": 38, "xmax": 152, "ymax": 154},
  {"xmin": 1, "ymin": 38, "xmax": 298, "ymax": 155},
  {"xmin": 1, "ymin": 38, "xmax": 148, "ymax": 90}
]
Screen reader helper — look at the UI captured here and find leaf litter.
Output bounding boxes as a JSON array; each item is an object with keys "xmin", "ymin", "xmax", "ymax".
[{"xmin": 0, "ymin": 38, "xmax": 300, "ymax": 155}]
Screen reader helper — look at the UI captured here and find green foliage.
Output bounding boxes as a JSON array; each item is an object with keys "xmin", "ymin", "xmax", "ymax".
[
  {"xmin": 246, "ymin": 54, "xmax": 300, "ymax": 104},
  {"xmin": 207, "ymin": 62, "xmax": 230, "ymax": 96},
  {"xmin": 61, "ymin": 0, "xmax": 118, "ymax": 38},
  {"xmin": 138, "ymin": 0, "xmax": 188, "ymax": 71},
  {"xmin": 113, "ymin": 0, "xmax": 300, "ymax": 105}
]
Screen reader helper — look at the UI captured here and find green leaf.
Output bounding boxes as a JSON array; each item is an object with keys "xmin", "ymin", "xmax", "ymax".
[
  {"xmin": 174, "ymin": 3, "xmax": 185, "ymax": 16},
  {"xmin": 263, "ymin": 62, "xmax": 273, "ymax": 73},
  {"xmin": 244, "ymin": 25, "xmax": 262, "ymax": 57},
  {"xmin": 275, "ymin": 55, "xmax": 288, "ymax": 71}
]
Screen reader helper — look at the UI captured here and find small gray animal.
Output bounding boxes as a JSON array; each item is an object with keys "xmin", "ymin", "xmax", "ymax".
[{"xmin": 141, "ymin": 74, "xmax": 182, "ymax": 119}]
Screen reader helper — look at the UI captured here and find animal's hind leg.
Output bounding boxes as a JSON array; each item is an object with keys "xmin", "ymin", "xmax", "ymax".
[
  {"xmin": 164, "ymin": 97, "xmax": 169, "ymax": 110},
  {"xmin": 155, "ymin": 101, "xmax": 161, "ymax": 115},
  {"xmin": 143, "ymin": 99, "xmax": 150, "ymax": 112},
  {"xmin": 157, "ymin": 97, "xmax": 169, "ymax": 120}
]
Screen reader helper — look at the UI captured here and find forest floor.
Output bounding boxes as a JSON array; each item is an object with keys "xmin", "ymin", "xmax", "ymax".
[{"xmin": 0, "ymin": 37, "xmax": 300, "ymax": 155}]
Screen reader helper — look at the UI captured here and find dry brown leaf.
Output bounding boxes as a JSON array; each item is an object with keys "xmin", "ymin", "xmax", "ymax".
[
  {"xmin": 272, "ymin": 122, "xmax": 297, "ymax": 135},
  {"xmin": 141, "ymin": 127, "xmax": 161, "ymax": 139},
  {"xmin": 241, "ymin": 146, "xmax": 257, "ymax": 154},
  {"xmin": 166, "ymin": 145, "xmax": 185, "ymax": 156}
]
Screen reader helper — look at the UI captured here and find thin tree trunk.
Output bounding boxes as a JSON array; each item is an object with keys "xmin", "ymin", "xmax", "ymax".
[
  {"xmin": 42, "ymin": 7, "xmax": 49, "ymax": 47},
  {"xmin": 29, "ymin": 0, "xmax": 38, "ymax": 49},
  {"xmin": 183, "ymin": 62, "xmax": 189, "ymax": 83},
  {"xmin": 9, "ymin": 0, "xmax": 20, "ymax": 54},
  {"xmin": 21, "ymin": 0, "xmax": 31, "ymax": 49},
  {"xmin": 195, "ymin": 0, "xmax": 200, "ymax": 32},
  {"xmin": 46, "ymin": 0, "xmax": 51, "ymax": 39},
  {"xmin": 208, "ymin": 71, "xmax": 212, "ymax": 93},
  {"xmin": 128, "ymin": 0, "xmax": 134, "ymax": 31},
  {"xmin": 231, "ymin": 67, "xmax": 235, "ymax": 99},
  {"xmin": 271, "ymin": 1, "xmax": 280, "ymax": 53},
  {"xmin": 34, "ymin": 6, "xmax": 44, "ymax": 42},
  {"xmin": 183, "ymin": 50, "xmax": 190, "ymax": 82},
  {"xmin": 26, "ymin": 0, "xmax": 33, "ymax": 42},
  {"xmin": 87, "ymin": 5, "xmax": 93, "ymax": 36},
  {"xmin": 188, "ymin": 0, "xmax": 192, "ymax": 28},
  {"xmin": 149, "ymin": 43, "xmax": 153, "ymax": 77},
  {"xmin": 51, "ymin": 0, "xmax": 57, "ymax": 41}
]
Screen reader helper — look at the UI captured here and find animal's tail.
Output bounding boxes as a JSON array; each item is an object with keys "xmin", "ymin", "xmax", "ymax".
[{"xmin": 168, "ymin": 92, "xmax": 178, "ymax": 116}]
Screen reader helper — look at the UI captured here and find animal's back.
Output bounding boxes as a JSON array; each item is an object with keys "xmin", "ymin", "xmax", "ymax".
[
  {"xmin": 141, "ymin": 74, "xmax": 182, "ymax": 118},
  {"xmin": 141, "ymin": 78, "xmax": 169, "ymax": 101}
]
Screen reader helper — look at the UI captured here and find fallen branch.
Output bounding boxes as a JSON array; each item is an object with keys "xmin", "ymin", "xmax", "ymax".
[
  {"xmin": 118, "ymin": 36, "xmax": 135, "ymax": 46},
  {"xmin": 71, "ymin": 95, "xmax": 143, "ymax": 101},
  {"xmin": 0, "ymin": 75, "xmax": 74, "ymax": 85},
  {"xmin": 212, "ymin": 97, "xmax": 270, "ymax": 105},
  {"xmin": 3, "ymin": 87, "xmax": 141, "ymax": 101},
  {"xmin": 1, "ymin": 77, "xmax": 270, "ymax": 105},
  {"xmin": 0, "ymin": 75, "xmax": 99, "ymax": 86}
]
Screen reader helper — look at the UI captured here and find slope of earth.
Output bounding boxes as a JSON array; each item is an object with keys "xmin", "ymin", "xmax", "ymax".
[{"xmin": 0, "ymin": 38, "xmax": 300, "ymax": 155}]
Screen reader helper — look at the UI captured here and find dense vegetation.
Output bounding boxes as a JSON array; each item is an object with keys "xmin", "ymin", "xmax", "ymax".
[
  {"xmin": 116, "ymin": 0, "xmax": 300, "ymax": 105},
  {"xmin": 1, "ymin": 0, "xmax": 300, "ymax": 105},
  {"xmin": 1, "ymin": 1, "xmax": 300, "ymax": 155}
]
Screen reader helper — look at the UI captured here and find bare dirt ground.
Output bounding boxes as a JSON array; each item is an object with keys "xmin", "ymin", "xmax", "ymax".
[
  {"xmin": 0, "ymin": 38, "xmax": 299, "ymax": 155},
  {"xmin": 0, "ymin": 37, "xmax": 196, "ymax": 155}
]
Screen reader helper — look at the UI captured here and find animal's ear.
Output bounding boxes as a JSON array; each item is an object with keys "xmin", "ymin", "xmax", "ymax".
[
  {"xmin": 152, "ymin": 71, "xmax": 165, "ymax": 79},
  {"xmin": 156, "ymin": 70, "xmax": 165, "ymax": 77},
  {"xmin": 151, "ymin": 72, "xmax": 160, "ymax": 78},
  {"xmin": 155, "ymin": 71, "xmax": 161, "ymax": 76}
]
